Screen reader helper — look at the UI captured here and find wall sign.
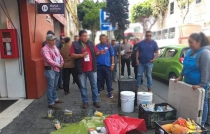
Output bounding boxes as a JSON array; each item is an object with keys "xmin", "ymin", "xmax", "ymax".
[{"xmin": 37, "ymin": 3, "xmax": 64, "ymax": 14}]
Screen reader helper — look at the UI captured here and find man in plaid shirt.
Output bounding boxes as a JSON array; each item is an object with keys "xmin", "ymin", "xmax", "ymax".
[{"xmin": 41, "ymin": 34, "xmax": 64, "ymax": 109}]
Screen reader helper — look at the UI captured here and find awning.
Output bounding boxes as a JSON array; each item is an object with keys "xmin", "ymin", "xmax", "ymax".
[{"xmin": 53, "ymin": 14, "xmax": 67, "ymax": 26}]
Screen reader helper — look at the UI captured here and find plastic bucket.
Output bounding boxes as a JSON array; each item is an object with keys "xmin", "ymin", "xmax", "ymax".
[
  {"xmin": 121, "ymin": 98, "xmax": 135, "ymax": 112},
  {"xmin": 137, "ymin": 92, "xmax": 153, "ymax": 105},
  {"xmin": 120, "ymin": 91, "xmax": 135, "ymax": 112}
]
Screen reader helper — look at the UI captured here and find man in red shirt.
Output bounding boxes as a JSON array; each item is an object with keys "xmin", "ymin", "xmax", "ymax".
[{"xmin": 70, "ymin": 30, "xmax": 104, "ymax": 109}]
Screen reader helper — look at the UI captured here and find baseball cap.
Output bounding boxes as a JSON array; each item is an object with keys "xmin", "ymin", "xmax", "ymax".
[
  {"xmin": 46, "ymin": 34, "xmax": 57, "ymax": 41},
  {"xmin": 47, "ymin": 30, "xmax": 54, "ymax": 35}
]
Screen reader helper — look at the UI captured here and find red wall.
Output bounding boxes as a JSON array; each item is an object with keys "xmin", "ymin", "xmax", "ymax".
[{"xmin": 19, "ymin": 0, "xmax": 54, "ymax": 98}]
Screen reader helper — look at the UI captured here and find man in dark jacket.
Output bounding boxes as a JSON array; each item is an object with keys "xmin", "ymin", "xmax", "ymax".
[{"xmin": 70, "ymin": 30, "xmax": 104, "ymax": 109}]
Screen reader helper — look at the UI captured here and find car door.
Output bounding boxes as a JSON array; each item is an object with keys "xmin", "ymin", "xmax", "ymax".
[
  {"xmin": 152, "ymin": 47, "xmax": 166, "ymax": 75},
  {"xmin": 153, "ymin": 47, "xmax": 178, "ymax": 78}
]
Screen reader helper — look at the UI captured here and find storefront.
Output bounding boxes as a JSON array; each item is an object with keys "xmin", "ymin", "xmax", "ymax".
[{"xmin": 0, "ymin": 0, "xmax": 25, "ymax": 98}]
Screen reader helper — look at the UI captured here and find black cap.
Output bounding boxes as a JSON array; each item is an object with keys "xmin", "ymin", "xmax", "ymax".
[{"xmin": 47, "ymin": 30, "xmax": 54, "ymax": 35}]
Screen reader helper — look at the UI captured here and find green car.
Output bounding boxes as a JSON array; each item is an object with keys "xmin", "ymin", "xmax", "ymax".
[{"xmin": 152, "ymin": 44, "xmax": 190, "ymax": 81}]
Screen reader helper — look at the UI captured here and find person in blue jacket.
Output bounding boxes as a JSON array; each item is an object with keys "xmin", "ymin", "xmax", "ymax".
[{"xmin": 175, "ymin": 32, "xmax": 210, "ymax": 126}]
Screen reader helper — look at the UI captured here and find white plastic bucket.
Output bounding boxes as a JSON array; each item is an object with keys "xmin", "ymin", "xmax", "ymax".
[
  {"xmin": 120, "ymin": 91, "xmax": 135, "ymax": 112},
  {"xmin": 137, "ymin": 92, "xmax": 153, "ymax": 105}
]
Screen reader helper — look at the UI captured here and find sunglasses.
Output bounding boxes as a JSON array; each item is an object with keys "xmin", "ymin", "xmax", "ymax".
[{"xmin": 146, "ymin": 35, "xmax": 152, "ymax": 37}]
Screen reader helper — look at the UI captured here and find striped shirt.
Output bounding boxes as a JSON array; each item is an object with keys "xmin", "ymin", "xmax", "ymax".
[{"xmin": 41, "ymin": 44, "xmax": 64, "ymax": 72}]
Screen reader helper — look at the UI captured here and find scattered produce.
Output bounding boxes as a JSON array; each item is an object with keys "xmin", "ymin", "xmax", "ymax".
[
  {"xmin": 161, "ymin": 118, "xmax": 203, "ymax": 134},
  {"xmin": 161, "ymin": 124, "xmax": 173, "ymax": 133}
]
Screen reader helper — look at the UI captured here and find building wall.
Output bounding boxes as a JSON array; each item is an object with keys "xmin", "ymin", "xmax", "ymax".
[
  {"xmin": 19, "ymin": 0, "xmax": 55, "ymax": 98},
  {"xmin": 0, "ymin": 0, "xmax": 25, "ymax": 98},
  {"xmin": 152, "ymin": 0, "xmax": 209, "ymax": 31}
]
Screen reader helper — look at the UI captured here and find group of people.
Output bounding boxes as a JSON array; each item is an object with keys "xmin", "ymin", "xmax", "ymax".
[
  {"xmin": 41, "ymin": 28, "xmax": 210, "ymax": 126},
  {"xmin": 41, "ymin": 29, "xmax": 159, "ymax": 109},
  {"xmin": 41, "ymin": 30, "xmax": 122, "ymax": 109}
]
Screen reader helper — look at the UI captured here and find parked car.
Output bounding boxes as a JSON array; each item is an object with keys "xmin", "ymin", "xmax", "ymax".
[{"xmin": 152, "ymin": 44, "xmax": 190, "ymax": 81}]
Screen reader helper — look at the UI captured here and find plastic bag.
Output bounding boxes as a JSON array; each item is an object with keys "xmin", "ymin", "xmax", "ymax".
[{"xmin": 104, "ymin": 114, "xmax": 147, "ymax": 134}]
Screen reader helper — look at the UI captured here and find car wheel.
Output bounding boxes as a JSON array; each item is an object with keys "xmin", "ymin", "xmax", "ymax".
[{"xmin": 169, "ymin": 73, "xmax": 177, "ymax": 80}]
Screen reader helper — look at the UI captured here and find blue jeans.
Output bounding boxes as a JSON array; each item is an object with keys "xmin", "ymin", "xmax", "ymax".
[
  {"xmin": 58, "ymin": 69, "xmax": 63, "ymax": 85},
  {"xmin": 97, "ymin": 65, "xmax": 112, "ymax": 93},
  {"xmin": 45, "ymin": 70, "xmax": 59, "ymax": 105},
  {"xmin": 201, "ymin": 86, "xmax": 209, "ymax": 126},
  {"xmin": 112, "ymin": 56, "xmax": 118, "ymax": 80},
  {"xmin": 137, "ymin": 62, "xmax": 153, "ymax": 88},
  {"xmin": 78, "ymin": 71, "xmax": 99, "ymax": 103}
]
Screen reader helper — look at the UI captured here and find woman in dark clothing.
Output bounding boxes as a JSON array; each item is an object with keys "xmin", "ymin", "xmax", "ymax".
[
  {"xmin": 131, "ymin": 38, "xmax": 143, "ymax": 84},
  {"xmin": 175, "ymin": 32, "xmax": 210, "ymax": 126}
]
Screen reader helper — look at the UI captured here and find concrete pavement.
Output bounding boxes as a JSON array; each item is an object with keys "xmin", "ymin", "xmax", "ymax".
[{"xmin": 0, "ymin": 66, "xmax": 169, "ymax": 134}]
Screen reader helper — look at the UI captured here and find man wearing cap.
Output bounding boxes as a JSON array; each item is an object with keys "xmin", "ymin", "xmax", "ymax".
[
  {"xmin": 111, "ymin": 37, "xmax": 119, "ymax": 82},
  {"xmin": 41, "ymin": 34, "xmax": 64, "ymax": 109}
]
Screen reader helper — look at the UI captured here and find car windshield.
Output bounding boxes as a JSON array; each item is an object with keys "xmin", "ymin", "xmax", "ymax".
[{"xmin": 181, "ymin": 48, "xmax": 190, "ymax": 58}]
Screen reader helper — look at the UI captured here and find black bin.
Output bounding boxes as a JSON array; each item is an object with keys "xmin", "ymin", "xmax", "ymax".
[{"xmin": 118, "ymin": 79, "xmax": 137, "ymax": 107}]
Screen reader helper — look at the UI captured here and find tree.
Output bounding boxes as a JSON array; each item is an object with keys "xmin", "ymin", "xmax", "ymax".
[
  {"xmin": 77, "ymin": 0, "xmax": 106, "ymax": 42},
  {"xmin": 131, "ymin": 0, "xmax": 169, "ymax": 33},
  {"xmin": 176, "ymin": 0, "xmax": 193, "ymax": 23},
  {"xmin": 106, "ymin": 0, "xmax": 130, "ymax": 78},
  {"xmin": 152, "ymin": 0, "xmax": 169, "ymax": 28}
]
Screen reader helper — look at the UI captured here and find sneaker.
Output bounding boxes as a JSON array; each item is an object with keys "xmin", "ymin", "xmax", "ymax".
[
  {"xmin": 108, "ymin": 92, "xmax": 114, "ymax": 99},
  {"xmin": 48, "ymin": 104, "xmax": 60, "ymax": 109},
  {"xmin": 93, "ymin": 102, "xmax": 101, "ymax": 108},
  {"xmin": 148, "ymin": 88, "xmax": 152, "ymax": 92},
  {"xmin": 111, "ymin": 88, "xmax": 114, "ymax": 91},
  {"xmin": 55, "ymin": 100, "xmax": 64, "ymax": 104},
  {"xmin": 120, "ymin": 75, "xmax": 124, "ymax": 79},
  {"xmin": 114, "ymin": 79, "xmax": 118, "ymax": 82},
  {"xmin": 82, "ymin": 103, "xmax": 88, "ymax": 109},
  {"xmin": 98, "ymin": 93, "xmax": 101, "ymax": 96},
  {"xmin": 128, "ymin": 76, "xmax": 133, "ymax": 79}
]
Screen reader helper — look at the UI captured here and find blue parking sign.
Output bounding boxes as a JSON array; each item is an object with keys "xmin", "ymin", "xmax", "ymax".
[{"xmin": 100, "ymin": 9, "xmax": 115, "ymax": 31}]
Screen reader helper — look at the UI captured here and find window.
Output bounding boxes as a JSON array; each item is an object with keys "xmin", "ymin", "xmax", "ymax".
[
  {"xmin": 162, "ymin": 29, "xmax": 168, "ymax": 39},
  {"xmin": 170, "ymin": 2, "xmax": 174, "ymax": 14},
  {"xmin": 181, "ymin": 48, "xmax": 190, "ymax": 58},
  {"xmin": 196, "ymin": 0, "xmax": 201, "ymax": 3},
  {"xmin": 169, "ymin": 27, "xmax": 175, "ymax": 39},
  {"xmin": 164, "ymin": 48, "xmax": 178, "ymax": 58},
  {"xmin": 157, "ymin": 31, "xmax": 161, "ymax": 40},
  {"xmin": 158, "ymin": 48, "xmax": 166, "ymax": 57},
  {"xmin": 152, "ymin": 32, "xmax": 156, "ymax": 40}
]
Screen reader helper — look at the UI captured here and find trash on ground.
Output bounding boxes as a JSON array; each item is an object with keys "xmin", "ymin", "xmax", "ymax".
[
  {"xmin": 94, "ymin": 111, "xmax": 103, "ymax": 117},
  {"xmin": 53, "ymin": 119, "xmax": 61, "ymax": 130},
  {"xmin": 47, "ymin": 110, "xmax": 53, "ymax": 118},
  {"xmin": 64, "ymin": 109, "xmax": 72, "ymax": 116}
]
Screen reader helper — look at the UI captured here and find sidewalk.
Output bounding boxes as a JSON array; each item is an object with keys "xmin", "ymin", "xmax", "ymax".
[{"xmin": 0, "ymin": 77, "xmax": 165, "ymax": 134}]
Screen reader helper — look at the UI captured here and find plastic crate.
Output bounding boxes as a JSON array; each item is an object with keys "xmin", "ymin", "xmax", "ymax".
[
  {"xmin": 155, "ymin": 120, "xmax": 208, "ymax": 134},
  {"xmin": 138, "ymin": 103, "xmax": 177, "ymax": 128},
  {"xmin": 118, "ymin": 79, "xmax": 137, "ymax": 107}
]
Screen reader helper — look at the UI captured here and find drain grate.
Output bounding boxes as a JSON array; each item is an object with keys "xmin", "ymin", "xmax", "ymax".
[{"xmin": 0, "ymin": 100, "xmax": 17, "ymax": 113}]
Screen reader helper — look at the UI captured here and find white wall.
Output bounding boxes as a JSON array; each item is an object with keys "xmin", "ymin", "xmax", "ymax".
[{"xmin": 0, "ymin": 0, "xmax": 25, "ymax": 98}]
